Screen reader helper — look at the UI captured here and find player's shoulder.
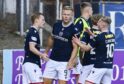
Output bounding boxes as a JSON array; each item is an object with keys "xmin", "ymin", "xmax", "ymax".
[
  {"xmin": 98, "ymin": 31, "xmax": 115, "ymax": 39},
  {"xmin": 109, "ymin": 31, "xmax": 114, "ymax": 35},
  {"xmin": 27, "ymin": 27, "xmax": 38, "ymax": 36},
  {"xmin": 106, "ymin": 31, "xmax": 115, "ymax": 38},
  {"xmin": 52, "ymin": 20, "xmax": 62, "ymax": 30},
  {"xmin": 74, "ymin": 17, "xmax": 83, "ymax": 25},
  {"xmin": 93, "ymin": 32, "xmax": 103, "ymax": 41}
]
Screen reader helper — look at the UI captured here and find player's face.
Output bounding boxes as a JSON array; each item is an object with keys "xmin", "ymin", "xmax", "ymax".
[
  {"xmin": 87, "ymin": 7, "xmax": 93, "ymax": 17},
  {"xmin": 97, "ymin": 19, "xmax": 108, "ymax": 30},
  {"xmin": 62, "ymin": 10, "xmax": 73, "ymax": 23},
  {"xmin": 38, "ymin": 15, "xmax": 45, "ymax": 28}
]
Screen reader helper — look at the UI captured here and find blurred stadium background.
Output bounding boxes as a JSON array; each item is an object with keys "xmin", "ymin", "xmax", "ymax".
[{"xmin": 0, "ymin": 0, "xmax": 124, "ymax": 84}]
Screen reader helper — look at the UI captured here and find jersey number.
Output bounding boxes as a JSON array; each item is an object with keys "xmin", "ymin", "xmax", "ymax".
[{"xmin": 106, "ymin": 44, "xmax": 114, "ymax": 58}]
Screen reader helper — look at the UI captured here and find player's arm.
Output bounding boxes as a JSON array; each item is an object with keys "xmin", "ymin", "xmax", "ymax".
[
  {"xmin": 29, "ymin": 42, "xmax": 49, "ymax": 61},
  {"xmin": 80, "ymin": 32, "xmax": 90, "ymax": 51},
  {"xmin": 44, "ymin": 23, "xmax": 55, "ymax": 54},
  {"xmin": 44, "ymin": 35, "xmax": 54, "ymax": 54},
  {"xmin": 29, "ymin": 42, "xmax": 44, "ymax": 57},
  {"xmin": 29, "ymin": 32, "xmax": 49, "ymax": 61},
  {"xmin": 72, "ymin": 35, "xmax": 92, "ymax": 51},
  {"xmin": 67, "ymin": 25, "xmax": 80, "ymax": 69},
  {"xmin": 79, "ymin": 32, "xmax": 89, "ymax": 63},
  {"xmin": 85, "ymin": 28, "xmax": 94, "ymax": 37},
  {"xmin": 67, "ymin": 41, "xmax": 78, "ymax": 69}
]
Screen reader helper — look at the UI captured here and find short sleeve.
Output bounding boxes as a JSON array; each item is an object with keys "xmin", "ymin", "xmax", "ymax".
[
  {"xmin": 29, "ymin": 31, "xmax": 38, "ymax": 43},
  {"xmin": 82, "ymin": 19, "xmax": 90, "ymax": 30},
  {"xmin": 74, "ymin": 20, "xmax": 84, "ymax": 37}
]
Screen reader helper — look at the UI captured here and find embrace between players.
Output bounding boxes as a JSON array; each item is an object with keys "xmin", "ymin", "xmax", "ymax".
[{"xmin": 22, "ymin": 2, "xmax": 115, "ymax": 84}]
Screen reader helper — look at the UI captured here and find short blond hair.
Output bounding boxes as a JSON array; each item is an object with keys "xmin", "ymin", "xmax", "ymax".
[{"xmin": 62, "ymin": 5, "xmax": 74, "ymax": 11}]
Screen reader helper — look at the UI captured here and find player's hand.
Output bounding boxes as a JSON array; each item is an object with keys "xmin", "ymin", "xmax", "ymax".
[
  {"xmin": 72, "ymin": 35, "xmax": 81, "ymax": 46},
  {"xmin": 40, "ymin": 53, "xmax": 49, "ymax": 62},
  {"xmin": 73, "ymin": 58, "xmax": 78, "ymax": 68},
  {"xmin": 66, "ymin": 60, "xmax": 75, "ymax": 70},
  {"xmin": 66, "ymin": 62, "xmax": 73, "ymax": 70}
]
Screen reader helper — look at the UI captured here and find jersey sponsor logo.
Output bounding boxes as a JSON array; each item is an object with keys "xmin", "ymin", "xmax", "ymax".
[
  {"xmin": 31, "ymin": 36, "xmax": 37, "ymax": 41},
  {"xmin": 53, "ymin": 34, "xmax": 68, "ymax": 42},
  {"xmin": 105, "ymin": 34, "xmax": 114, "ymax": 39}
]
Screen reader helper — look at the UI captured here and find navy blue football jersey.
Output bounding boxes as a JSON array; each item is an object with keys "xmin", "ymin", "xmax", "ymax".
[
  {"xmin": 23, "ymin": 26, "xmax": 41, "ymax": 67},
  {"xmin": 81, "ymin": 28, "xmax": 100, "ymax": 66},
  {"xmin": 89, "ymin": 31, "xmax": 115, "ymax": 68},
  {"xmin": 50, "ymin": 21, "xmax": 79, "ymax": 62}
]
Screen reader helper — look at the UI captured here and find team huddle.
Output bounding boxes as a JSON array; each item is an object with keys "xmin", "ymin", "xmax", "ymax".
[{"xmin": 22, "ymin": 2, "xmax": 115, "ymax": 84}]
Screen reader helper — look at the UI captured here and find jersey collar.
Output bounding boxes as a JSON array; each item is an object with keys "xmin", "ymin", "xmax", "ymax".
[
  {"xmin": 102, "ymin": 30, "xmax": 109, "ymax": 33},
  {"xmin": 81, "ymin": 16, "xmax": 88, "ymax": 21},
  {"xmin": 31, "ymin": 26, "xmax": 39, "ymax": 31},
  {"xmin": 62, "ymin": 21, "xmax": 73, "ymax": 27}
]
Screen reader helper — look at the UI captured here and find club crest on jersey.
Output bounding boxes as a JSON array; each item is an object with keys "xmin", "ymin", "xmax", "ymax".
[
  {"xmin": 74, "ymin": 27, "xmax": 78, "ymax": 31},
  {"xmin": 59, "ymin": 31, "xmax": 63, "ymax": 36}
]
